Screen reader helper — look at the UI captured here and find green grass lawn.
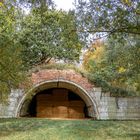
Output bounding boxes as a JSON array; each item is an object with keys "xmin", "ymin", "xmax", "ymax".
[{"xmin": 0, "ymin": 118, "xmax": 140, "ymax": 140}]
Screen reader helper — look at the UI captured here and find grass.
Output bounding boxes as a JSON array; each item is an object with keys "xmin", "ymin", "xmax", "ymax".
[{"xmin": 0, "ymin": 118, "xmax": 140, "ymax": 140}]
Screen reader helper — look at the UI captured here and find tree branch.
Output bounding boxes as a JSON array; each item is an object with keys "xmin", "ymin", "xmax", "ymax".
[
  {"xmin": 75, "ymin": 28, "xmax": 140, "ymax": 35},
  {"xmin": 72, "ymin": 25, "xmax": 140, "ymax": 35}
]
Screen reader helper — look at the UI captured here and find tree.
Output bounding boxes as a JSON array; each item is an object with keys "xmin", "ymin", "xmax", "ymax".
[
  {"xmin": 18, "ymin": 0, "xmax": 55, "ymax": 10},
  {"xmin": 83, "ymin": 38, "xmax": 140, "ymax": 96},
  {"xmin": 106, "ymin": 35, "xmax": 140, "ymax": 94},
  {"xmin": 0, "ymin": 1, "xmax": 26, "ymax": 101},
  {"xmin": 75, "ymin": 0, "xmax": 140, "ymax": 96},
  {"xmin": 83, "ymin": 40, "xmax": 105, "ymax": 70},
  {"xmin": 18, "ymin": 0, "xmax": 54, "ymax": 6},
  {"xmin": 74, "ymin": 0, "xmax": 140, "ymax": 41},
  {"xmin": 19, "ymin": 8, "xmax": 83, "ymax": 67}
]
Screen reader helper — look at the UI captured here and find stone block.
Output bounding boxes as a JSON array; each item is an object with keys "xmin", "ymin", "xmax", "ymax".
[{"xmin": 92, "ymin": 87, "xmax": 102, "ymax": 92}]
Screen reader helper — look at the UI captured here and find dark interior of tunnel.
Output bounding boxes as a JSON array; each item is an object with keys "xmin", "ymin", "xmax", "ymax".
[{"xmin": 27, "ymin": 88, "xmax": 89, "ymax": 118}]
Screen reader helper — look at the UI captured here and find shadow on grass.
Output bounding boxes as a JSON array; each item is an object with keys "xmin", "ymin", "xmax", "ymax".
[{"xmin": 128, "ymin": 133, "xmax": 140, "ymax": 140}]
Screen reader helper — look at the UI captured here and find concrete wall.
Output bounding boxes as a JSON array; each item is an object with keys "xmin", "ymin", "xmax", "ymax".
[
  {"xmin": 99, "ymin": 95, "xmax": 140, "ymax": 120},
  {"xmin": 0, "ymin": 87, "xmax": 140, "ymax": 120},
  {"xmin": 0, "ymin": 89, "xmax": 24, "ymax": 118},
  {"xmin": 92, "ymin": 88, "xmax": 140, "ymax": 120}
]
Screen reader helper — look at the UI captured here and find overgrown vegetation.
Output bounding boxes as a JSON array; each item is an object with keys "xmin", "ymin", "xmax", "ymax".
[
  {"xmin": 0, "ymin": 0, "xmax": 140, "ymax": 101},
  {"xmin": 77, "ymin": 0, "xmax": 140, "ymax": 96},
  {"xmin": 19, "ymin": 8, "xmax": 82, "ymax": 67},
  {"xmin": 0, "ymin": 1, "xmax": 27, "ymax": 101},
  {"xmin": 0, "ymin": 0, "xmax": 83, "ymax": 101},
  {"xmin": 82, "ymin": 40, "xmax": 140, "ymax": 96}
]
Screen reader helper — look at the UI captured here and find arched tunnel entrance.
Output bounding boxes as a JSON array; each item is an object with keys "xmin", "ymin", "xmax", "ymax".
[
  {"xmin": 17, "ymin": 80, "xmax": 98, "ymax": 119},
  {"xmin": 28, "ymin": 88, "xmax": 88, "ymax": 118}
]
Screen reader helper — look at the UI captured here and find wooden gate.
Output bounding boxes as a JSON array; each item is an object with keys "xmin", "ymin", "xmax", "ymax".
[{"xmin": 36, "ymin": 89, "xmax": 85, "ymax": 118}]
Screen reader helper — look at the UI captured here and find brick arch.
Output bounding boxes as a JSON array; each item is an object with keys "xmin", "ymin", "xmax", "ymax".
[
  {"xmin": 16, "ymin": 69, "xmax": 99, "ymax": 119},
  {"xmin": 31, "ymin": 69, "xmax": 94, "ymax": 92}
]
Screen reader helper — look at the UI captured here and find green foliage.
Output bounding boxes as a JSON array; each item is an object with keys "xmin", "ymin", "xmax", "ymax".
[
  {"xmin": 0, "ymin": 2, "xmax": 26, "ymax": 101},
  {"xmin": 1, "ymin": 0, "xmax": 139, "ymax": 100},
  {"xmin": 19, "ymin": 8, "xmax": 83, "ymax": 67},
  {"xmin": 76, "ymin": 1, "xmax": 140, "ymax": 96},
  {"xmin": 106, "ymin": 36, "xmax": 140, "ymax": 95},
  {"xmin": 75, "ymin": 0, "xmax": 140, "ymax": 40},
  {"xmin": 30, "ymin": 63, "xmax": 78, "ymax": 73},
  {"xmin": 18, "ymin": 0, "xmax": 55, "ymax": 9},
  {"xmin": 0, "ymin": 1, "xmax": 83, "ymax": 102},
  {"xmin": 83, "ymin": 38, "xmax": 140, "ymax": 96}
]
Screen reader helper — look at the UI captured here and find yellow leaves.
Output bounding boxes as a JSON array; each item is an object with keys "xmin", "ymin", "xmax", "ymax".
[
  {"xmin": 96, "ymin": 7, "xmax": 100, "ymax": 11},
  {"xmin": 135, "ymin": 9, "xmax": 140, "ymax": 15},
  {"xmin": 0, "ymin": 2, "xmax": 3, "ymax": 7},
  {"xmin": 82, "ymin": 40, "xmax": 105, "ymax": 71},
  {"xmin": 118, "ymin": 67, "xmax": 126, "ymax": 73},
  {"xmin": 92, "ymin": 46, "xmax": 105, "ymax": 61},
  {"xmin": 121, "ymin": 0, "xmax": 132, "ymax": 6}
]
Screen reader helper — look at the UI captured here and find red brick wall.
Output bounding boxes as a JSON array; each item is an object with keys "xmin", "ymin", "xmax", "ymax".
[{"xmin": 31, "ymin": 69, "xmax": 94, "ymax": 92}]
